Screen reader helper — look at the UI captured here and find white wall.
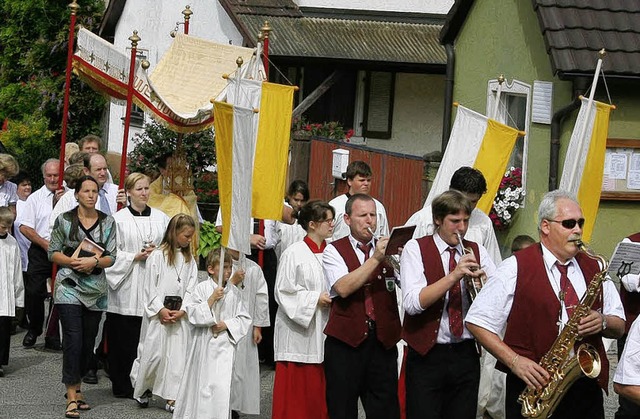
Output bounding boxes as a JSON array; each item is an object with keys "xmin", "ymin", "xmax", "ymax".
[
  {"xmin": 365, "ymin": 73, "xmax": 444, "ymax": 157},
  {"xmin": 106, "ymin": 1, "xmax": 243, "ymax": 153},
  {"xmin": 294, "ymin": 0, "xmax": 453, "ymax": 14}
]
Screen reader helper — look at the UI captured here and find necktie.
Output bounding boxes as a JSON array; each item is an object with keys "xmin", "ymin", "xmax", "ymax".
[
  {"xmin": 556, "ymin": 262, "xmax": 579, "ymax": 318},
  {"xmin": 447, "ymin": 247, "xmax": 464, "ymax": 337},
  {"xmin": 98, "ymin": 188, "xmax": 111, "ymax": 215},
  {"xmin": 357, "ymin": 242, "xmax": 375, "ymax": 321}
]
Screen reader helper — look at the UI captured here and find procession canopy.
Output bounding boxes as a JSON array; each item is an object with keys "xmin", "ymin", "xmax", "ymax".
[{"xmin": 73, "ymin": 27, "xmax": 255, "ymax": 133}]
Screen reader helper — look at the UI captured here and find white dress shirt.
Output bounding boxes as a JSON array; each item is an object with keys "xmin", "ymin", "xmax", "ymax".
[
  {"xmin": 466, "ymin": 243, "xmax": 625, "ymax": 336},
  {"xmin": 406, "ymin": 206, "xmax": 502, "ymax": 265},
  {"xmin": 614, "ymin": 316, "xmax": 640, "ymax": 385},
  {"xmin": 328, "ymin": 194, "xmax": 389, "ymax": 242},
  {"xmin": 0, "ymin": 180, "xmax": 17, "ymax": 206},
  {"xmin": 400, "ymin": 233, "xmax": 496, "ymax": 343},
  {"xmin": 323, "ymin": 234, "xmax": 376, "ymax": 298},
  {"xmin": 19, "ymin": 185, "xmax": 55, "ymax": 240}
]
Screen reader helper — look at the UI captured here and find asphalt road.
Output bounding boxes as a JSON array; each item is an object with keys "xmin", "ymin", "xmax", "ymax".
[{"xmin": 0, "ymin": 328, "xmax": 622, "ymax": 419}]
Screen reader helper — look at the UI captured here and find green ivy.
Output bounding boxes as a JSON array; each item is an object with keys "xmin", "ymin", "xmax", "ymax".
[{"xmin": 197, "ymin": 220, "xmax": 222, "ymax": 258}]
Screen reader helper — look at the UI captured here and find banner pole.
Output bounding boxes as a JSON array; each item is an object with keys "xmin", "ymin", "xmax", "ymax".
[{"xmin": 182, "ymin": 5, "xmax": 192, "ymax": 35}]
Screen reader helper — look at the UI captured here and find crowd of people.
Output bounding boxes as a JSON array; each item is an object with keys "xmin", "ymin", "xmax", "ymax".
[{"xmin": 2, "ymin": 139, "xmax": 640, "ymax": 419}]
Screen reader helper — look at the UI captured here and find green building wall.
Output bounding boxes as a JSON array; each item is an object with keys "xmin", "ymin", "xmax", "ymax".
[{"xmin": 450, "ymin": 0, "xmax": 640, "ymax": 259}]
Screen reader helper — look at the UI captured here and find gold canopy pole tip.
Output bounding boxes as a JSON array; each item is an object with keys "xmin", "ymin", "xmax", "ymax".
[
  {"xmin": 261, "ymin": 21, "xmax": 272, "ymax": 39},
  {"xmin": 497, "ymin": 74, "xmax": 505, "ymax": 85},
  {"xmin": 182, "ymin": 5, "xmax": 193, "ymax": 20},
  {"xmin": 599, "ymin": 48, "xmax": 606, "ymax": 58},
  {"xmin": 222, "ymin": 74, "xmax": 230, "ymax": 79},
  {"xmin": 129, "ymin": 30, "xmax": 141, "ymax": 47},
  {"xmin": 453, "ymin": 102, "xmax": 459, "ymax": 107},
  {"xmin": 68, "ymin": 1, "xmax": 80, "ymax": 14}
]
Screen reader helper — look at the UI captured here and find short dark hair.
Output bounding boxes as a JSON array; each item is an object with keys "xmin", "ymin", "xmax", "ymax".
[
  {"xmin": 69, "ymin": 151, "xmax": 89, "ymax": 166},
  {"xmin": 157, "ymin": 152, "xmax": 173, "ymax": 170},
  {"xmin": 449, "ymin": 166, "xmax": 487, "ymax": 195},
  {"xmin": 511, "ymin": 235, "xmax": 536, "ymax": 253},
  {"xmin": 432, "ymin": 190, "xmax": 472, "ymax": 225},
  {"xmin": 286, "ymin": 180, "xmax": 310, "ymax": 202},
  {"xmin": 298, "ymin": 200, "xmax": 334, "ymax": 231},
  {"xmin": 11, "ymin": 170, "xmax": 31, "ymax": 185},
  {"xmin": 345, "ymin": 161, "xmax": 372, "ymax": 181},
  {"xmin": 77, "ymin": 134, "xmax": 102, "ymax": 150},
  {"xmin": 345, "ymin": 193, "xmax": 374, "ymax": 216}
]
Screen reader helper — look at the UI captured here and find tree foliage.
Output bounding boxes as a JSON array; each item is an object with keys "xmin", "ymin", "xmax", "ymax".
[{"xmin": 0, "ymin": 0, "xmax": 106, "ymax": 186}]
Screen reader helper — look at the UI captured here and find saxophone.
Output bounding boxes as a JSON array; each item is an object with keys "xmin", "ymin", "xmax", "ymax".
[{"xmin": 518, "ymin": 240, "xmax": 606, "ymax": 418}]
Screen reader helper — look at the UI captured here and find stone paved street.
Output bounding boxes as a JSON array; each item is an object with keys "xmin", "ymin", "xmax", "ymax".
[{"xmin": 0, "ymin": 328, "xmax": 623, "ymax": 419}]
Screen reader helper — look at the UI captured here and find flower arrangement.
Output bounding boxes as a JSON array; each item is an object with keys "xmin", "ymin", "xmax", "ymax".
[
  {"xmin": 127, "ymin": 121, "xmax": 216, "ymax": 180},
  {"xmin": 194, "ymin": 171, "xmax": 219, "ymax": 204},
  {"xmin": 489, "ymin": 167, "xmax": 525, "ymax": 230},
  {"xmin": 291, "ymin": 116, "xmax": 354, "ymax": 141}
]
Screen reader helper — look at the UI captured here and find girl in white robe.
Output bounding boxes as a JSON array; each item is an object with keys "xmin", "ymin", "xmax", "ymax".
[
  {"xmin": 272, "ymin": 200, "xmax": 333, "ymax": 419},
  {"xmin": 174, "ymin": 249, "xmax": 251, "ymax": 419},
  {"xmin": 104, "ymin": 173, "xmax": 169, "ymax": 398},
  {"xmin": 131, "ymin": 213, "xmax": 199, "ymax": 413},
  {"xmin": 229, "ymin": 251, "xmax": 270, "ymax": 416}
]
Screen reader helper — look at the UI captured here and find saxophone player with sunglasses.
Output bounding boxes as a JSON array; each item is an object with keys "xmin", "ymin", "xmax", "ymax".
[{"xmin": 466, "ymin": 190, "xmax": 625, "ymax": 419}]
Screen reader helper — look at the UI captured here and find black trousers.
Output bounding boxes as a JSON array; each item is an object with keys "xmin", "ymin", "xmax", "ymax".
[
  {"xmin": 106, "ymin": 312, "xmax": 142, "ymax": 397},
  {"xmin": 258, "ymin": 248, "xmax": 277, "ymax": 364},
  {"xmin": 24, "ymin": 245, "xmax": 52, "ymax": 336},
  {"xmin": 324, "ymin": 332, "xmax": 400, "ymax": 419},
  {"xmin": 505, "ymin": 372, "xmax": 604, "ymax": 419},
  {"xmin": 57, "ymin": 304, "xmax": 102, "ymax": 385},
  {"xmin": 616, "ymin": 334, "xmax": 640, "ymax": 419},
  {"xmin": 406, "ymin": 341, "xmax": 480, "ymax": 419},
  {"xmin": 0, "ymin": 316, "xmax": 11, "ymax": 365}
]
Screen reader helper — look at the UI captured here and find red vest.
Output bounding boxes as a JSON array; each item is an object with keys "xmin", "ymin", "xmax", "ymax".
[
  {"xmin": 620, "ymin": 232, "xmax": 640, "ymax": 332},
  {"xmin": 402, "ymin": 235, "xmax": 480, "ymax": 355},
  {"xmin": 499, "ymin": 243, "xmax": 609, "ymax": 391},
  {"xmin": 324, "ymin": 237, "xmax": 401, "ymax": 349}
]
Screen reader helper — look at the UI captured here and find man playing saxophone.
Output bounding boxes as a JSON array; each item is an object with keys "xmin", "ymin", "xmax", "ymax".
[
  {"xmin": 400, "ymin": 190, "xmax": 496, "ymax": 419},
  {"xmin": 466, "ymin": 190, "xmax": 625, "ymax": 419}
]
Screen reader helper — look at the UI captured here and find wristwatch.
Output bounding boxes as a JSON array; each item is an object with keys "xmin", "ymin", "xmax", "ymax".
[{"xmin": 601, "ymin": 313, "xmax": 607, "ymax": 331}]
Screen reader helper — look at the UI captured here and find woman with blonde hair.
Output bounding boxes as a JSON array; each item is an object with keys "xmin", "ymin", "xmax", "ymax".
[{"xmin": 0, "ymin": 153, "xmax": 19, "ymax": 209}]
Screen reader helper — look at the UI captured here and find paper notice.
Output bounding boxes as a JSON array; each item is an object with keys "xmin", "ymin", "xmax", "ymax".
[
  {"xmin": 602, "ymin": 174, "xmax": 616, "ymax": 191},
  {"xmin": 628, "ymin": 153, "xmax": 640, "ymax": 190},
  {"xmin": 609, "ymin": 153, "xmax": 628, "ymax": 180}
]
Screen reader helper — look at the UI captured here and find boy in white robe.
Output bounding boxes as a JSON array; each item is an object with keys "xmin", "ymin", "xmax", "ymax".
[
  {"xmin": 229, "ymin": 250, "xmax": 270, "ymax": 416},
  {"xmin": 0, "ymin": 207, "xmax": 24, "ymax": 377},
  {"xmin": 174, "ymin": 250, "xmax": 251, "ymax": 419}
]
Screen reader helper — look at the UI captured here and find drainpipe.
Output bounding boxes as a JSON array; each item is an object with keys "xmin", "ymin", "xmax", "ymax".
[
  {"xmin": 549, "ymin": 96, "xmax": 581, "ymax": 190},
  {"xmin": 441, "ymin": 43, "xmax": 455, "ymax": 151}
]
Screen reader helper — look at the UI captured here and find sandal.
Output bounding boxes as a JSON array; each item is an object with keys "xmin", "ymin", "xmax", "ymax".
[
  {"xmin": 65, "ymin": 401, "xmax": 80, "ymax": 418},
  {"xmin": 165, "ymin": 400, "xmax": 176, "ymax": 413},
  {"xmin": 75, "ymin": 392, "xmax": 91, "ymax": 411}
]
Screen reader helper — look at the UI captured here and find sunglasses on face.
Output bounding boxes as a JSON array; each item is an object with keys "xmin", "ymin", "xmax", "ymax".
[{"xmin": 547, "ymin": 218, "xmax": 585, "ymax": 229}]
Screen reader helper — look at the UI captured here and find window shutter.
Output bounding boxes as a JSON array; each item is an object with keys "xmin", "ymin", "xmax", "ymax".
[{"xmin": 363, "ymin": 71, "xmax": 395, "ymax": 139}]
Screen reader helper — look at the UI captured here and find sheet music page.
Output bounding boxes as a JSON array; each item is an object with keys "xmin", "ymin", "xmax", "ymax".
[{"xmin": 609, "ymin": 241, "xmax": 640, "ymax": 279}]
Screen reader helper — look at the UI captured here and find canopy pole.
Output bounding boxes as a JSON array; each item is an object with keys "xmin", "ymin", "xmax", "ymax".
[
  {"xmin": 118, "ymin": 31, "xmax": 141, "ymax": 208},
  {"xmin": 58, "ymin": 0, "xmax": 80, "ymax": 185},
  {"xmin": 182, "ymin": 5, "xmax": 192, "ymax": 35}
]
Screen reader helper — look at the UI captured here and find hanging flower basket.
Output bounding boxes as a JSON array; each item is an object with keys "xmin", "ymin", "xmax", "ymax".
[{"xmin": 489, "ymin": 167, "xmax": 525, "ymax": 231}]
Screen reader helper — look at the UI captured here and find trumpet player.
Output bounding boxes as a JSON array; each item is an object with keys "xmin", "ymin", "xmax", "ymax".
[
  {"xmin": 400, "ymin": 190, "xmax": 495, "ymax": 419},
  {"xmin": 466, "ymin": 190, "xmax": 625, "ymax": 419}
]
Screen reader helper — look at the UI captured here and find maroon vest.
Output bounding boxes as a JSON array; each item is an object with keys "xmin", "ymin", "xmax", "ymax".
[
  {"xmin": 499, "ymin": 243, "xmax": 609, "ymax": 391},
  {"xmin": 402, "ymin": 235, "xmax": 480, "ymax": 355},
  {"xmin": 620, "ymin": 232, "xmax": 640, "ymax": 332},
  {"xmin": 324, "ymin": 237, "xmax": 401, "ymax": 349}
]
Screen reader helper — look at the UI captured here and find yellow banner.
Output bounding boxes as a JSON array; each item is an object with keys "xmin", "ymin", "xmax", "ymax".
[
  {"xmin": 252, "ymin": 82, "xmax": 295, "ymax": 220},
  {"xmin": 578, "ymin": 101, "xmax": 612, "ymax": 242},
  {"xmin": 474, "ymin": 119, "xmax": 520, "ymax": 214},
  {"xmin": 213, "ymin": 101, "xmax": 234, "ymax": 248}
]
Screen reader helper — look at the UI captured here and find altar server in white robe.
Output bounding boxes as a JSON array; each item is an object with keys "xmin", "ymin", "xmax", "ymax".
[
  {"xmin": 105, "ymin": 173, "xmax": 169, "ymax": 398},
  {"xmin": 131, "ymin": 214, "xmax": 198, "ymax": 413},
  {"xmin": 229, "ymin": 249, "xmax": 270, "ymax": 416},
  {"xmin": 272, "ymin": 200, "xmax": 334, "ymax": 419},
  {"xmin": 174, "ymin": 249, "xmax": 251, "ymax": 419},
  {"xmin": 264, "ymin": 180, "xmax": 309, "ymax": 260}
]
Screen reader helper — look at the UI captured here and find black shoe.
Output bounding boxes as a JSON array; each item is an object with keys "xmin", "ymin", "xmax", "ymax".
[
  {"xmin": 22, "ymin": 332, "xmax": 37, "ymax": 348},
  {"xmin": 44, "ymin": 337, "xmax": 62, "ymax": 351},
  {"xmin": 82, "ymin": 369, "xmax": 98, "ymax": 384}
]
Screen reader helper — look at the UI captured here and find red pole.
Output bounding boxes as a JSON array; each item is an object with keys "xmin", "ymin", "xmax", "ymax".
[
  {"xmin": 257, "ymin": 22, "xmax": 271, "ymax": 268},
  {"xmin": 182, "ymin": 5, "xmax": 192, "ymax": 35},
  {"xmin": 118, "ymin": 30, "xmax": 141, "ymax": 209},
  {"xmin": 57, "ymin": 1, "xmax": 80, "ymax": 186}
]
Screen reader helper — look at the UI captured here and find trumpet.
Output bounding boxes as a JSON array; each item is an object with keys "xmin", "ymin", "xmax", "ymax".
[
  {"xmin": 367, "ymin": 227, "xmax": 400, "ymax": 273},
  {"xmin": 455, "ymin": 232, "xmax": 486, "ymax": 301}
]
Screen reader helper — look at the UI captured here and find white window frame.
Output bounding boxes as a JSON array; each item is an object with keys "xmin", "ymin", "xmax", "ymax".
[{"xmin": 486, "ymin": 78, "xmax": 531, "ymax": 201}]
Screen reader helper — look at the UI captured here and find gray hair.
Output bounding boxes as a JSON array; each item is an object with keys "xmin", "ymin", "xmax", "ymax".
[
  {"xmin": 40, "ymin": 158, "xmax": 60, "ymax": 176},
  {"xmin": 537, "ymin": 189, "xmax": 579, "ymax": 231}
]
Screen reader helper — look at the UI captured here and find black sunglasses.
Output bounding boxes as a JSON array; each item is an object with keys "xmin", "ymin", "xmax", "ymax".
[{"xmin": 547, "ymin": 218, "xmax": 585, "ymax": 229}]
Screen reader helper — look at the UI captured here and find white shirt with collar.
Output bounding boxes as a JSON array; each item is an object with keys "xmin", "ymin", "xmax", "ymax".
[
  {"xmin": 0, "ymin": 180, "xmax": 18, "ymax": 206},
  {"xmin": 401, "ymin": 233, "xmax": 496, "ymax": 343},
  {"xmin": 323, "ymin": 234, "xmax": 376, "ymax": 298},
  {"xmin": 19, "ymin": 184, "xmax": 55, "ymax": 240},
  {"xmin": 614, "ymin": 316, "xmax": 640, "ymax": 385},
  {"xmin": 466, "ymin": 243, "xmax": 625, "ymax": 336}
]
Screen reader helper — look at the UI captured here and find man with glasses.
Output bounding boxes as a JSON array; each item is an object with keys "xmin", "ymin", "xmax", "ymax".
[
  {"xmin": 322, "ymin": 193, "xmax": 401, "ymax": 419},
  {"xmin": 466, "ymin": 189, "xmax": 625, "ymax": 419}
]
